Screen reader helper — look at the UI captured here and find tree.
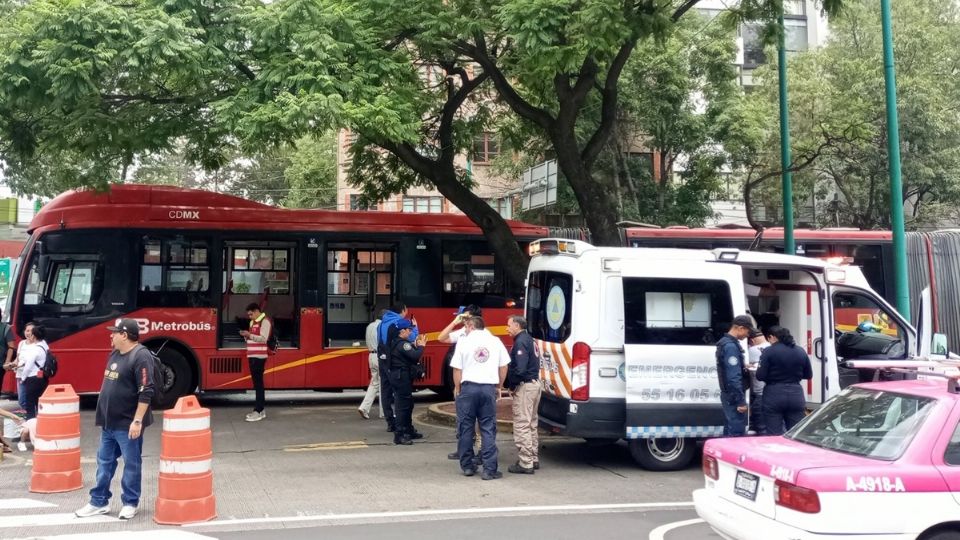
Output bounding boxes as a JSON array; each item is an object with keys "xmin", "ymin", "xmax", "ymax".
[{"xmin": 739, "ymin": 0, "xmax": 960, "ymax": 230}]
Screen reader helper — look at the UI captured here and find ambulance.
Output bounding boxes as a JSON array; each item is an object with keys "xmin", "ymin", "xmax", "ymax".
[{"xmin": 526, "ymin": 239, "xmax": 934, "ymax": 471}]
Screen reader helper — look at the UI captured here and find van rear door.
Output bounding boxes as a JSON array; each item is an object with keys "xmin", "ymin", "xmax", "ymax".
[{"xmin": 621, "ymin": 261, "xmax": 746, "ymax": 439}]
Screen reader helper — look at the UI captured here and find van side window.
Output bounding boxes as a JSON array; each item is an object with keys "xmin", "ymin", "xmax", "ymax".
[
  {"xmin": 623, "ymin": 278, "xmax": 733, "ymax": 346},
  {"xmin": 527, "ymin": 271, "xmax": 572, "ymax": 343}
]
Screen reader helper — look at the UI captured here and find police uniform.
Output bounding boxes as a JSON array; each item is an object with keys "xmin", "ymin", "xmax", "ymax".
[
  {"xmin": 506, "ymin": 330, "xmax": 541, "ymax": 471},
  {"xmin": 756, "ymin": 341, "xmax": 813, "ymax": 435},
  {"xmin": 388, "ymin": 327, "xmax": 423, "ymax": 445},
  {"xmin": 715, "ymin": 333, "xmax": 749, "ymax": 436}
]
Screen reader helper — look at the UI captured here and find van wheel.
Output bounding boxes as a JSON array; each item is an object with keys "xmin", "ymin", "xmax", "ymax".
[
  {"xmin": 154, "ymin": 347, "xmax": 193, "ymax": 410},
  {"xmin": 628, "ymin": 438, "xmax": 697, "ymax": 471}
]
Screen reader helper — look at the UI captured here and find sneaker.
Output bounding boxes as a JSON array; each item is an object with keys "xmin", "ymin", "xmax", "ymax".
[
  {"xmin": 447, "ymin": 451, "xmax": 459, "ymax": 460},
  {"xmin": 17, "ymin": 442, "xmax": 27, "ymax": 452},
  {"xmin": 481, "ymin": 470, "xmax": 503, "ymax": 481},
  {"xmin": 462, "ymin": 467, "xmax": 477, "ymax": 477},
  {"xmin": 118, "ymin": 505, "xmax": 138, "ymax": 520},
  {"xmin": 508, "ymin": 462, "xmax": 535, "ymax": 475},
  {"xmin": 357, "ymin": 409, "xmax": 370, "ymax": 420},
  {"xmin": 75, "ymin": 503, "xmax": 110, "ymax": 518},
  {"xmin": 245, "ymin": 411, "xmax": 266, "ymax": 422}
]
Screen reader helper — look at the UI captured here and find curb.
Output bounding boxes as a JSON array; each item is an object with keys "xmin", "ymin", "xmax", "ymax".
[{"xmin": 422, "ymin": 401, "xmax": 515, "ymax": 434}]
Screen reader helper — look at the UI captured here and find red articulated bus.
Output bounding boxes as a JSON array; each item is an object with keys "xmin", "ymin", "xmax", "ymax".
[{"xmin": 2, "ymin": 185, "xmax": 547, "ymax": 407}]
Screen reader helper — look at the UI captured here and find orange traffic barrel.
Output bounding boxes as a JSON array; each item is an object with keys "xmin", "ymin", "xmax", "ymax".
[
  {"xmin": 154, "ymin": 395, "xmax": 216, "ymax": 525},
  {"xmin": 30, "ymin": 384, "xmax": 82, "ymax": 493}
]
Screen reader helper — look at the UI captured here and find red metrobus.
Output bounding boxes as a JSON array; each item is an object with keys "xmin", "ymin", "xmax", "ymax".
[{"xmin": 2, "ymin": 185, "xmax": 547, "ymax": 407}]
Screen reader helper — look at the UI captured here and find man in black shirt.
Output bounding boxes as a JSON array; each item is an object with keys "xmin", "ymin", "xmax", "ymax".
[
  {"xmin": 75, "ymin": 318, "xmax": 155, "ymax": 520},
  {"xmin": 506, "ymin": 315, "xmax": 541, "ymax": 474}
]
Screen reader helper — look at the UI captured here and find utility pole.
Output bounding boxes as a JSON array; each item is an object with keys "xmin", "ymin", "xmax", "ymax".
[
  {"xmin": 778, "ymin": 10, "xmax": 795, "ymax": 255},
  {"xmin": 880, "ymin": 0, "xmax": 910, "ymax": 321}
]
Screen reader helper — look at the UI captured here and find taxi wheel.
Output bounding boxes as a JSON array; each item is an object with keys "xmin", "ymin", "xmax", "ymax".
[{"xmin": 628, "ymin": 438, "xmax": 697, "ymax": 471}]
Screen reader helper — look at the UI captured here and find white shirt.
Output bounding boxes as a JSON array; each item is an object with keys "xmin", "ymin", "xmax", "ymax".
[
  {"xmin": 451, "ymin": 329, "xmax": 510, "ymax": 385},
  {"xmin": 748, "ymin": 342, "xmax": 770, "ymax": 394},
  {"xmin": 18, "ymin": 340, "xmax": 48, "ymax": 379},
  {"xmin": 365, "ymin": 319, "xmax": 381, "ymax": 353},
  {"xmin": 447, "ymin": 328, "xmax": 466, "ymax": 344}
]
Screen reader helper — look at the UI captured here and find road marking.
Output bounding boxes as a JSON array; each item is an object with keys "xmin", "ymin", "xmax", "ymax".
[
  {"xmin": 649, "ymin": 518, "xmax": 705, "ymax": 540},
  {"xmin": 8, "ymin": 531, "xmax": 218, "ymax": 540},
  {"xmin": 283, "ymin": 440, "xmax": 368, "ymax": 452},
  {"xmin": 0, "ymin": 498, "xmax": 57, "ymax": 510},
  {"xmin": 0, "ymin": 512, "xmax": 117, "ymax": 528},
  {"xmin": 186, "ymin": 502, "xmax": 695, "ymax": 528}
]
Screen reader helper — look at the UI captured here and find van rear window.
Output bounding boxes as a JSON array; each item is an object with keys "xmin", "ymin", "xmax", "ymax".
[
  {"xmin": 623, "ymin": 277, "xmax": 733, "ymax": 346},
  {"xmin": 527, "ymin": 271, "xmax": 572, "ymax": 343}
]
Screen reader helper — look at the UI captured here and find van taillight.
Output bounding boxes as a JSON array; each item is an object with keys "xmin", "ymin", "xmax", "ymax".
[
  {"xmin": 775, "ymin": 480, "xmax": 820, "ymax": 513},
  {"xmin": 570, "ymin": 342, "xmax": 591, "ymax": 401},
  {"xmin": 702, "ymin": 455, "xmax": 719, "ymax": 480}
]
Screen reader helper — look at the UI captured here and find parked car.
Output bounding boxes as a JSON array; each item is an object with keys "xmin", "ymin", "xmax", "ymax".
[{"xmin": 694, "ymin": 369, "xmax": 960, "ymax": 540}]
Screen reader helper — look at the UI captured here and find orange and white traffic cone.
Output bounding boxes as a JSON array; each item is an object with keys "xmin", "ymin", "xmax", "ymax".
[
  {"xmin": 154, "ymin": 395, "xmax": 216, "ymax": 525},
  {"xmin": 30, "ymin": 384, "xmax": 82, "ymax": 493}
]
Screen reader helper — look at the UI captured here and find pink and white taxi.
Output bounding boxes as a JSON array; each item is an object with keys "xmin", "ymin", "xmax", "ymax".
[{"xmin": 694, "ymin": 373, "xmax": 960, "ymax": 540}]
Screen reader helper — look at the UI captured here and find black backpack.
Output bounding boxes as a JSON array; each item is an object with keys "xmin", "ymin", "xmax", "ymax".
[
  {"xmin": 267, "ymin": 325, "xmax": 279, "ymax": 354},
  {"xmin": 139, "ymin": 345, "xmax": 166, "ymax": 409},
  {"xmin": 36, "ymin": 346, "xmax": 58, "ymax": 379}
]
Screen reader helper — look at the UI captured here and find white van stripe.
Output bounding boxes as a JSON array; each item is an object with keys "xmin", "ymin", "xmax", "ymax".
[
  {"xmin": 159, "ymin": 458, "xmax": 212, "ymax": 475},
  {"xmin": 32, "ymin": 436, "xmax": 80, "ymax": 451},
  {"xmin": 163, "ymin": 416, "xmax": 210, "ymax": 432},
  {"xmin": 38, "ymin": 402, "xmax": 80, "ymax": 414}
]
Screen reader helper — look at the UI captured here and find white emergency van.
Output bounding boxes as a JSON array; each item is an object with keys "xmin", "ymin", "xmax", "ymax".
[{"xmin": 526, "ymin": 239, "xmax": 931, "ymax": 471}]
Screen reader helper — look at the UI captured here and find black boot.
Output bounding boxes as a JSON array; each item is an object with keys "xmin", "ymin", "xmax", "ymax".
[{"xmin": 394, "ymin": 435, "xmax": 413, "ymax": 446}]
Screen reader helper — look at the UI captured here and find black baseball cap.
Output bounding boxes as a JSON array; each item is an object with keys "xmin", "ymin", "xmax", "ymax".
[
  {"xmin": 731, "ymin": 315, "xmax": 757, "ymax": 332},
  {"xmin": 107, "ymin": 318, "xmax": 140, "ymax": 340}
]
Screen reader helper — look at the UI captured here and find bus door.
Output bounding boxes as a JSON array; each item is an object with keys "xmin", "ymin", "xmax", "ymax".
[
  {"xmin": 326, "ymin": 245, "xmax": 394, "ymax": 347},
  {"xmin": 221, "ymin": 241, "xmax": 299, "ymax": 387}
]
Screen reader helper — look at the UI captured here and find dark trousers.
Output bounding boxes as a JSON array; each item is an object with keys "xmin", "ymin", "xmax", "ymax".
[
  {"xmin": 389, "ymin": 368, "xmax": 413, "ymax": 437},
  {"xmin": 748, "ymin": 389, "xmax": 766, "ymax": 435},
  {"xmin": 21, "ymin": 376, "xmax": 48, "ymax": 420},
  {"xmin": 456, "ymin": 382, "xmax": 498, "ymax": 474},
  {"xmin": 379, "ymin": 358, "xmax": 396, "ymax": 429},
  {"xmin": 763, "ymin": 383, "xmax": 806, "ymax": 435},
  {"xmin": 248, "ymin": 356, "xmax": 266, "ymax": 413},
  {"xmin": 720, "ymin": 391, "xmax": 747, "ymax": 436}
]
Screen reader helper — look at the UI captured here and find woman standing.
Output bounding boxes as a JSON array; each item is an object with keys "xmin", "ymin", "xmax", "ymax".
[
  {"xmin": 17, "ymin": 322, "xmax": 49, "ymax": 420},
  {"xmin": 756, "ymin": 326, "xmax": 813, "ymax": 435}
]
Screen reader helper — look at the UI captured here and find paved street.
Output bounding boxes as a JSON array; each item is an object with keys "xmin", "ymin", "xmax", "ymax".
[{"xmin": 1, "ymin": 391, "xmax": 712, "ymax": 539}]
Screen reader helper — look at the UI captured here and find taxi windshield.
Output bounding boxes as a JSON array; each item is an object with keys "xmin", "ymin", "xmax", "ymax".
[{"xmin": 785, "ymin": 387, "xmax": 937, "ymax": 461}]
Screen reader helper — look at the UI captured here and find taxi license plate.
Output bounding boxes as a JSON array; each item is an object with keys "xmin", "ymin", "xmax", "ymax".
[{"xmin": 734, "ymin": 470, "xmax": 759, "ymax": 501}]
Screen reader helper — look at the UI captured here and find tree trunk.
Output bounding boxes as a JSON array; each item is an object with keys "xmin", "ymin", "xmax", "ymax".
[{"xmin": 553, "ymin": 147, "xmax": 621, "ymax": 246}]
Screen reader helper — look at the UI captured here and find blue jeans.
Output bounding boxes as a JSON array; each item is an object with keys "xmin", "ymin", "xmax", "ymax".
[
  {"xmin": 90, "ymin": 428, "xmax": 144, "ymax": 507},
  {"xmin": 456, "ymin": 382, "xmax": 498, "ymax": 474},
  {"xmin": 721, "ymin": 391, "xmax": 747, "ymax": 436},
  {"xmin": 17, "ymin": 378, "xmax": 26, "ymax": 410}
]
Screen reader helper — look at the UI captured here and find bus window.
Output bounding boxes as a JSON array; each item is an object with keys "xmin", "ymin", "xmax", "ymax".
[
  {"xmin": 527, "ymin": 271, "xmax": 572, "ymax": 343},
  {"xmin": 441, "ymin": 241, "xmax": 517, "ymax": 308},
  {"xmin": 138, "ymin": 237, "xmax": 212, "ymax": 308},
  {"xmin": 623, "ymin": 278, "xmax": 733, "ymax": 346}
]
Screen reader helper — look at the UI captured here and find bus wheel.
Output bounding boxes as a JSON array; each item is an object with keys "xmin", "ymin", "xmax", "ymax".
[
  {"xmin": 628, "ymin": 438, "xmax": 697, "ymax": 471},
  {"xmin": 155, "ymin": 347, "xmax": 193, "ymax": 409}
]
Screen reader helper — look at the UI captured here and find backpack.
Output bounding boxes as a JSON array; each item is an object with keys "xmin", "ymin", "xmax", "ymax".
[
  {"xmin": 138, "ymin": 345, "xmax": 166, "ymax": 409},
  {"xmin": 266, "ymin": 323, "xmax": 279, "ymax": 354},
  {"xmin": 35, "ymin": 346, "xmax": 57, "ymax": 379}
]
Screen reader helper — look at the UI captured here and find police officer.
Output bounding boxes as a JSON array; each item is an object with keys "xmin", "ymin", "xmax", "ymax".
[
  {"xmin": 757, "ymin": 325, "xmax": 813, "ymax": 435},
  {"xmin": 388, "ymin": 319, "xmax": 426, "ymax": 445},
  {"xmin": 715, "ymin": 315, "xmax": 755, "ymax": 436}
]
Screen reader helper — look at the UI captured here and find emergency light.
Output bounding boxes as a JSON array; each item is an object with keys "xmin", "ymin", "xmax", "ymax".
[{"xmin": 529, "ymin": 239, "xmax": 577, "ymax": 256}]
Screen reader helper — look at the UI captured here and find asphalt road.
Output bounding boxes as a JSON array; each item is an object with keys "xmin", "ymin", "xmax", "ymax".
[{"xmin": 1, "ymin": 391, "xmax": 709, "ymax": 539}]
